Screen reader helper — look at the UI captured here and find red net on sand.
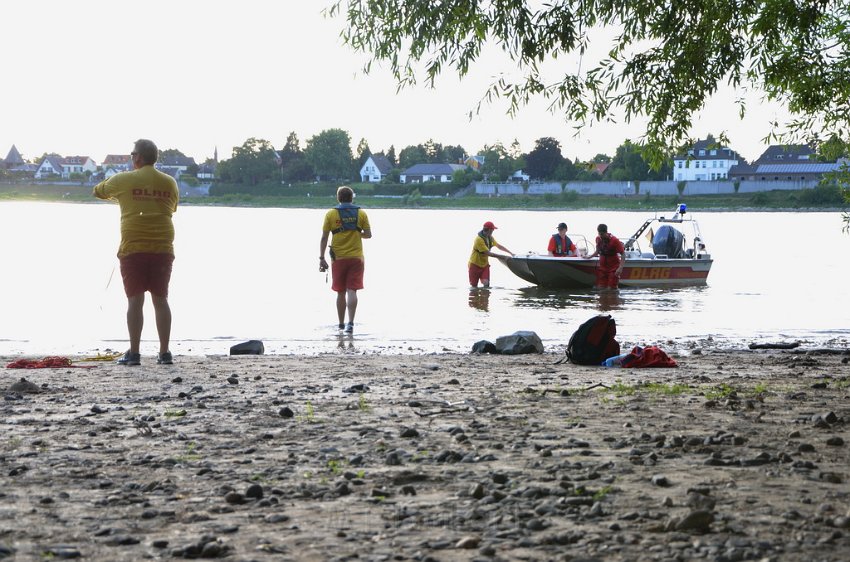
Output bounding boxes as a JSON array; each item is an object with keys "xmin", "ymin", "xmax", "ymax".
[{"xmin": 6, "ymin": 357, "xmax": 94, "ymax": 369}]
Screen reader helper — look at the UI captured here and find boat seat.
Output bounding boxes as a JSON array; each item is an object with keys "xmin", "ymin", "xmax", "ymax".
[{"xmin": 641, "ymin": 252, "xmax": 656, "ymax": 259}]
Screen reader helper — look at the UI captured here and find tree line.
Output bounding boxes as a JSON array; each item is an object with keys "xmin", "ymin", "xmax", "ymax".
[{"xmin": 216, "ymin": 129, "xmax": 674, "ymax": 186}]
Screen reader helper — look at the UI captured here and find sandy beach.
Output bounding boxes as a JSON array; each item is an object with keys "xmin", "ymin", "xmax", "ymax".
[{"xmin": 2, "ymin": 345, "xmax": 849, "ymax": 561}]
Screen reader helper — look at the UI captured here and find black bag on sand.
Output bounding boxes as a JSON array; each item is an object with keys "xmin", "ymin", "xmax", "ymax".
[
  {"xmin": 230, "ymin": 340, "xmax": 265, "ymax": 355},
  {"xmin": 566, "ymin": 315, "xmax": 620, "ymax": 365}
]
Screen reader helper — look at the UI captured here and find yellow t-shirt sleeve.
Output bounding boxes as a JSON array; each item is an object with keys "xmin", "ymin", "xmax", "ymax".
[{"xmin": 469, "ymin": 235, "xmax": 494, "ymax": 268}]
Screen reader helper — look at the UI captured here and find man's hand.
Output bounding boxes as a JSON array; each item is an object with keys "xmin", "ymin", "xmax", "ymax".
[{"xmin": 319, "ymin": 257, "xmax": 329, "ymax": 272}]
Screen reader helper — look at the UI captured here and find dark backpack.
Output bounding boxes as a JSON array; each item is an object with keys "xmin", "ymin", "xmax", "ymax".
[{"xmin": 566, "ymin": 315, "xmax": 620, "ymax": 365}]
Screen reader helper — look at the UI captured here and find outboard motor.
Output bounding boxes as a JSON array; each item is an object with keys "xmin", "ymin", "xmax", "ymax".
[{"xmin": 652, "ymin": 225, "xmax": 685, "ymax": 258}]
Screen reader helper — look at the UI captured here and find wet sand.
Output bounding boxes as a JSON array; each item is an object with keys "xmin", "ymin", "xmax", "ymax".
[{"xmin": 1, "ymin": 346, "xmax": 849, "ymax": 561}]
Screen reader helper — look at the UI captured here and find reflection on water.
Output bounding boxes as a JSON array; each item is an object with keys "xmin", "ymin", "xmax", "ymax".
[
  {"xmin": 468, "ymin": 288, "xmax": 491, "ymax": 311},
  {"xmin": 336, "ymin": 334, "xmax": 356, "ymax": 352},
  {"xmin": 516, "ymin": 287, "xmax": 714, "ymax": 321},
  {"xmin": 513, "ymin": 285, "xmax": 709, "ymax": 313},
  {"xmin": 621, "ymin": 286, "xmax": 710, "ymax": 312},
  {"xmin": 513, "ymin": 287, "xmax": 598, "ymax": 310},
  {"xmin": 597, "ymin": 290, "xmax": 624, "ymax": 312},
  {"xmin": 513, "ymin": 287, "xmax": 625, "ymax": 312}
]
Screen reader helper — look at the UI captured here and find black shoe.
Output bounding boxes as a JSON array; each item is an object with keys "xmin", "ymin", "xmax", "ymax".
[
  {"xmin": 117, "ymin": 351, "xmax": 141, "ymax": 366},
  {"xmin": 156, "ymin": 351, "xmax": 173, "ymax": 365}
]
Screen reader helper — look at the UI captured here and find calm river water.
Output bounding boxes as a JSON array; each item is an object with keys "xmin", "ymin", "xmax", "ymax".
[{"xmin": 1, "ymin": 202, "xmax": 847, "ymax": 356}]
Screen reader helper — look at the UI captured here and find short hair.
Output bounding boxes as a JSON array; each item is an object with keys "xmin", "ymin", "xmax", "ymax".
[
  {"xmin": 597, "ymin": 223, "xmax": 608, "ymax": 233},
  {"xmin": 133, "ymin": 139, "xmax": 158, "ymax": 165},
  {"xmin": 336, "ymin": 186, "xmax": 354, "ymax": 203}
]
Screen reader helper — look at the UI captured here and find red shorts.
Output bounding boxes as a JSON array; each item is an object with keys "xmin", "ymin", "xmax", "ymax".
[
  {"xmin": 119, "ymin": 253, "xmax": 174, "ymax": 298},
  {"xmin": 468, "ymin": 263, "xmax": 491, "ymax": 287},
  {"xmin": 331, "ymin": 257, "xmax": 364, "ymax": 292}
]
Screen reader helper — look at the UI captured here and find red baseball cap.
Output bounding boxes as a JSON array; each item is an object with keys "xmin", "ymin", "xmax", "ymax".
[{"xmin": 483, "ymin": 221, "xmax": 497, "ymax": 230}]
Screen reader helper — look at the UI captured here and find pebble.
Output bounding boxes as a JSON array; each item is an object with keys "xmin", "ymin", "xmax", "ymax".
[
  {"xmin": 278, "ymin": 406, "xmax": 294, "ymax": 418},
  {"xmin": 455, "ymin": 535, "xmax": 481, "ymax": 549},
  {"xmin": 9, "ymin": 378, "xmax": 41, "ymax": 393},
  {"xmin": 651, "ymin": 474, "xmax": 671, "ymax": 487},
  {"xmin": 826, "ymin": 436, "xmax": 845, "ymax": 446},
  {"xmin": 492, "ymin": 472, "xmax": 509, "ymax": 485},
  {"xmin": 399, "ymin": 427, "xmax": 419, "ymax": 438},
  {"xmin": 675, "ymin": 510, "xmax": 714, "ymax": 532},
  {"xmin": 245, "ymin": 484, "xmax": 264, "ymax": 499},
  {"xmin": 224, "ymin": 492, "xmax": 246, "ymax": 505}
]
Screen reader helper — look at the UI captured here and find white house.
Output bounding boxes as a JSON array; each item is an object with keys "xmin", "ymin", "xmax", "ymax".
[
  {"xmin": 400, "ymin": 163, "xmax": 467, "ymax": 184},
  {"xmin": 62, "ymin": 156, "xmax": 98, "ymax": 176},
  {"xmin": 673, "ymin": 138, "xmax": 744, "ymax": 181},
  {"xmin": 35, "ymin": 155, "xmax": 97, "ymax": 179},
  {"xmin": 34, "ymin": 155, "xmax": 65, "ymax": 178},
  {"xmin": 102, "ymin": 154, "xmax": 132, "ymax": 178},
  {"xmin": 509, "ymin": 169, "xmax": 530, "ymax": 182},
  {"xmin": 197, "ymin": 162, "xmax": 216, "ymax": 180},
  {"xmin": 359, "ymin": 154, "xmax": 393, "ymax": 182}
]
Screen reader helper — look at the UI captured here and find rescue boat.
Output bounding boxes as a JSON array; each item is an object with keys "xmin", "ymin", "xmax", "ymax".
[{"xmin": 500, "ymin": 204, "xmax": 712, "ymax": 289}]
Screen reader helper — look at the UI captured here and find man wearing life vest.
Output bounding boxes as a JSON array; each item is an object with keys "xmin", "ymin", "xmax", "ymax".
[
  {"xmin": 319, "ymin": 186, "xmax": 372, "ymax": 334},
  {"xmin": 468, "ymin": 221, "xmax": 513, "ymax": 288},
  {"xmin": 547, "ymin": 222, "xmax": 577, "ymax": 257},
  {"xmin": 587, "ymin": 223, "xmax": 625, "ymax": 289},
  {"xmin": 93, "ymin": 139, "xmax": 179, "ymax": 366}
]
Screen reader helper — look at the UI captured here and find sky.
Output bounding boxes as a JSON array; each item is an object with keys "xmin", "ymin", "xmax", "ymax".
[{"xmin": 2, "ymin": 1, "xmax": 792, "ymax": 165}]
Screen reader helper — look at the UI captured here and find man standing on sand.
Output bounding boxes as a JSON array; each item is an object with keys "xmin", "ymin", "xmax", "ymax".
[
  {"xmin": 587, "ymin": 223, "xmax": 626, "ymax": 289},
  {"xmin": 468, "ymin": 221, "xmax": 513, "ymax": 288},
  {"xmin": 93, "ymin": 139, "xmax": 179, "ymax": 366},
  {"xmin": 319, "ymin": 186, "xmax": 371, "ymax": 334}
]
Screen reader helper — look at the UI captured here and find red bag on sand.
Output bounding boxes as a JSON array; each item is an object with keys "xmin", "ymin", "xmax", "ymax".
[{"xmin": 621, "ymin": 346, "xmax": 678, "ymax": 368}]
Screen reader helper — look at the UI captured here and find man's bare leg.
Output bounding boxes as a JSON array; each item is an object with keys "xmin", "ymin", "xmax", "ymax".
[
  {"xmin": 127, "ymin": 294, "xmax": 145, "ymax": 353},
  {"xmin": 151, "ymin": 294, "xmax": 172, "ymax": 354}
]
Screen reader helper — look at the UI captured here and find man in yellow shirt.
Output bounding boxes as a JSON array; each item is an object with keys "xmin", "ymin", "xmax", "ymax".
[
  {"xmin": 319, "ymin": 186, "xmax": 372, "ymax": 334},
  {"xmin": 93, "ymin": 139, "xmax": 179, "ymax": 366},
  {"xmin": 468, "ymin": 221, "xmax": 513, "ymax": 288}
]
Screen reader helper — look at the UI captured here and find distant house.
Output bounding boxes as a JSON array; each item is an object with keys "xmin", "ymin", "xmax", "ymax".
[
  {"xmin": 3, "ymin": 145, "xmax": 24, "ymax": 169},
  {"xmin": 102, "ymin": 154, "xmax": 132, "ymax": 178},
  {"xmin": 197, "ymin": 162, "xmax": 216, "ymax": 180},
  {"xmin": 34, "ymin": 154, "xmax": 97, "ymax": 179},
  {"xmin": 8, "ymin": 163, "xmax": 38, "ymax": 174},
  {"xmin": 62, "ymin": 156, "xmax": 97, "ymax": 176},
  {"xmin": 400, "ymin": 163, "xmax": 467, "ymax": 184},
  {"xmin": 34, "ymin": 155, "xmax": 65, "ymax": 178},
  {"xmin": 729, "ymin": 144, "xmax": 841, "ymax": 182},
  {"xmin": 157, "ymin": 154, "xmax": 196, "ymax": 177},
  {"xmin": 464, "ymin": 155, "xmax": 485, "ymax": 170},
  {"xmin": 359, "ymin": 155, "xmax": 392, "ymax": 182},
  {"xmin": 148, "ymin": 154, "xmax": 195, "ymax": 180},
  {"xmin": 754, "ymin": 144, "xmax": 815, "ymax": 163},
  {"xmin": 673, "ymin": 138, "xmax": 745, "ymax": 181},
  {"xmin": 509, "ymin": 169, "xmax": 530, "ymax": 182},
  {"xmin": 590, "ymin": 162, "xmax": 610, "ymax": 176}
]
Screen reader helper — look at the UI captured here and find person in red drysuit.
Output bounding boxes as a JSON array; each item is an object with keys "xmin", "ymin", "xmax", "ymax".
[{"xmin": 587, "ymin": 223, "xmax": 625, "ymax": 289}]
